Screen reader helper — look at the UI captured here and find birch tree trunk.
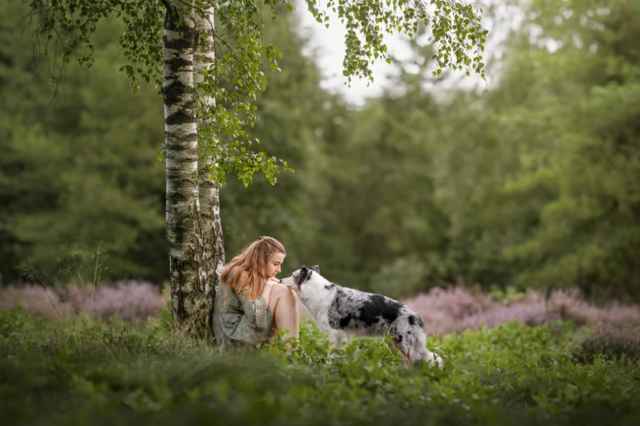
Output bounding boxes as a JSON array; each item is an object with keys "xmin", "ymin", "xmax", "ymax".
[
  {"xmin": 162, "ymin": 1, "xmax": 200, "ymax": 329},
  {"xmin": 194, "ymin": 5, "xmax": 226, "ymax": 341}
]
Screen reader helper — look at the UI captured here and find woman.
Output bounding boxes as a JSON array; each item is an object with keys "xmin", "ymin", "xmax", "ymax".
[{"xmin": 213, "ymin": 236, "xmax": 300, "ymax": 348}]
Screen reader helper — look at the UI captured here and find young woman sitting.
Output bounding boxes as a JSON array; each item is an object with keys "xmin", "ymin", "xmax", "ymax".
[{"xmin": 213, "ymin": 236, "xmax": 301, "ymax": 348}]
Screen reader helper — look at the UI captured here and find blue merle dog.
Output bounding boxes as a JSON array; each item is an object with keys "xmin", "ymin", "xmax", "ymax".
[{"xmin": 282, "ymin": 266, "xmax": 443, "ymax": 366}]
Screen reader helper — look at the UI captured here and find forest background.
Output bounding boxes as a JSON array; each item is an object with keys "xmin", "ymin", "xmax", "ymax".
[{"xmin": 1, "ymin": 0, "xmax": 639, "ymax": 303}]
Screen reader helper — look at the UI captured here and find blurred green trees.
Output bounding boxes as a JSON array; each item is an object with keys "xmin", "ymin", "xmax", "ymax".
[
  {"xmin": 1, "ymin": 0, "xmax": 639, "ymax": 300},
  {"xmin": 0, "ymin": 2, "xmax": 166, "ymax": 284},
  {"xmin": 501, "ymin": 0, "xmax": 640, "ymax": 299}
]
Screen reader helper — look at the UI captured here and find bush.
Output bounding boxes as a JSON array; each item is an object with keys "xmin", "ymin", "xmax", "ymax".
[
  {"xmin": 574, "ymin": 322, "xmax": 640, "ymax": 363},
  {"xmin": 404, "ymin": 287, "xmax": 640, "ymax": 337},
  {"xmin": 2, "ymin": 310, "xmax": 640, "ymax": 426},
  {"xmin": 0, "ymin": 281, "xmax": 164, "ymax": 321}
]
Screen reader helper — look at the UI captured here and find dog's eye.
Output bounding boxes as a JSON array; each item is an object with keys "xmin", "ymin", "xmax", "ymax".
[{"xmin": 324, "ymin": 284, "xmax": 335, "ymax": 290}]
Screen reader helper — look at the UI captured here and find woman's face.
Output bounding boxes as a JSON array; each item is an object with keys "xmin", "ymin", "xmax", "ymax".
[{"xmin": 265, "ymin": 252, "xmax": 285, "ymax": 279}]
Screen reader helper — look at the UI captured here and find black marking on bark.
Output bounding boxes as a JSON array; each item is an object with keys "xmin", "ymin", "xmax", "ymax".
[
  {"xmin": 164, "ymin": 35, "xmax": 195, "ymax": 51},
  {"xmin": 163, "ymin": 80, "xmax": 194, "ymax": 105},
  {"xmin": 164, "ymin": 132, "xmax": 198, "ymax": 145},
  {"xmin": 165, "ymin": 56, "xmax": 192, "ymax": 71},
  {"xmin": 166, "ymin": 168, "xmax": 197, "ymax": 180},
  {"xmin": 166, "ymin": 110, "xmax": 195, "ymax": 126},
  {"xmin": 163, "ymin": 3, "xmax": 197, "ymax": 41},
  {"xmin": 166, "ymin": 191, "xmax": 189, "ymax": 205},
  {"xmin": 170, "ymin": 256, "xmax": 187, "ymax": 321}
]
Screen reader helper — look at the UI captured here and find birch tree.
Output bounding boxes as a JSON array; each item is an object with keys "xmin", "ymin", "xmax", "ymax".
[
  {"xmin": 29, "ymin": 0, "xmax": 486, "ymax": 339},
  {"xmin": 193, "ymin": 4, "xmax": 226, "ymax": 338}
]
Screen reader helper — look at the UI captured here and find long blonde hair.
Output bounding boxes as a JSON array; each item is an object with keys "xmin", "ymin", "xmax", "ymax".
[{"xmin": 221, "ymin": 236, "xmax": 286, "ymax": 300}]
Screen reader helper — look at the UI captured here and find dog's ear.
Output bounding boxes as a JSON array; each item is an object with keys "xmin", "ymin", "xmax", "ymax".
[
  {"xmin": 295, "ymin": 266, "xmax": 312, "ymax": 285},
  {"xmin": 310, "ymin": 265, "xmax": 320, "ymax": 273}
]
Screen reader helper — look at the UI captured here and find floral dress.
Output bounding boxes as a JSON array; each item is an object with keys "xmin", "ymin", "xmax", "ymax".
[{"xmin": 213, "ymin": 282, "xmax": 274, "ymax": 348}]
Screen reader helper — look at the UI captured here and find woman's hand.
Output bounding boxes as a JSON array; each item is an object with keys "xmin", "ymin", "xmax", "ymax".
[{"xmin": 267, "ymin": 277, "xmax": 281, "ymax": 286}]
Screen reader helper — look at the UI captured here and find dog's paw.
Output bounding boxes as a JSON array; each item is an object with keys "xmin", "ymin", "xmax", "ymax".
[{"xmin": 427, "ymin": 352, "xmax": 444, "ymax": 368}]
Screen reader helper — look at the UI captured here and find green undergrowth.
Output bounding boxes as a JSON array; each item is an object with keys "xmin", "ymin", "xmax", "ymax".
[{"xmin": 1, "ymin": 309, "xmax": 639, "ymax": 426}]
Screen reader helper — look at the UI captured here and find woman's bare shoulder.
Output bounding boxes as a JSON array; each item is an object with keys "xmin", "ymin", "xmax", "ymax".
[
  {"xmin": 271, "ymin": 281, "xmax": 288, "ymax": 290},
  {"xmin": 274, "ymin": 282, "xmax": 299, "ymax": 300}
]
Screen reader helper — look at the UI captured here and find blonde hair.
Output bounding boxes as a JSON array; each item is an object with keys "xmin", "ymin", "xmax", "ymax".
[{"xmin": 221, "ymin": 236, "xmax": 286, "ymax": 300}]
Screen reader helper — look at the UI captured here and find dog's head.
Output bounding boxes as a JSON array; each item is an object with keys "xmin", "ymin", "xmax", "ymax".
[
  {"xmin": 281, "ymin": 265, "xmax": 320, "ymax": 288},
  {"xmin": 281, "ymin": 265, "xmax": 336, "ymax": 307}
]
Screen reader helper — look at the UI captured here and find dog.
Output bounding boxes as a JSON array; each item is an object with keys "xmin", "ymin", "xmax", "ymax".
[{"xmin": 281, "ymin": 266, "xmax": 443, "ymax": 367}]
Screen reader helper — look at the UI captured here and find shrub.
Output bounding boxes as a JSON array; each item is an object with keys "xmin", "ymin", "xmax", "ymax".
[
  {"xmin": 0, "ymin": 281, "xmax": 164, "ymax": 321},
  {"xmin": 404, "ymin": 287, "xmax": 640, "ymax": 338},
  {"xmin": 574, "ymin": 322, "xmax": 640, "ymax": 362},
  {"xmin": 0, "ymin": 285, "xmax": 71, "ymax": 319},
  {"xmin": 403, "ymin": 286, "xmax": 496, "ymax": 335},
  {"xmin": 2, "ymin": 312, "xmax": 639, "ymax": 426},
  {"xmin": 66, "ymin": 281, "xmax": 165, "ymax": 321}
]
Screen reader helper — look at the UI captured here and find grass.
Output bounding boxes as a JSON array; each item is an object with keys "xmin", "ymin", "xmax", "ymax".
[{"xmin": 1, "ymin": 308, "xmax": 639, "ymax": 426}]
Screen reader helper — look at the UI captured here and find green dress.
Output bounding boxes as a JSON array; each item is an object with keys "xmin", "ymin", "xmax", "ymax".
[{"xmin": 213, "ymin": 282, "xmax": 274, "ymax": 348}]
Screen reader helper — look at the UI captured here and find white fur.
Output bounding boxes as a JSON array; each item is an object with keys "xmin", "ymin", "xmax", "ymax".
[{"xmin": 282, "ymin": 267, "xmax": 443, "ymax": 367}]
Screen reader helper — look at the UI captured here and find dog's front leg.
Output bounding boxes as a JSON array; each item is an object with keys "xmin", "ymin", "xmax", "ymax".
[
  {"xmin": 312, "ymin": 312, "xmax": 349, "ymax": 348},
  {"xmin": 327, "ymin": 328, "xmax": 349, "ymax": 347}
]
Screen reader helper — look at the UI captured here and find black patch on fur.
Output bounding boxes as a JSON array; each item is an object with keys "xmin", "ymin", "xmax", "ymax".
[
  {"xmin": 358, "ymin": 295, "xmax": 402, "ymax": 325},
  {"xmin": 302, "ymin": 270, "xmax": 437, "ymax": 364},
  {"xmin": 339, "ymin": 316, "xmax": 351, "ymax": 328},
  {"xmin": 295, "ymin": 267, "xmax": 312, "ymax": 285},
  {"xmin": 328, "ymin": 289, "xmax": 405, "ymax": 331}
]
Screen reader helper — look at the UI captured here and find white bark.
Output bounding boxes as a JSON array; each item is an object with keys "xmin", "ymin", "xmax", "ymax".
[
  {"xmin": 195, "ymin": 8, "xmax": 225, "ymax": 266},
  {"xmin": 195, "ymin": 5, "xmax": 226, "ymax": 340},
  {"xmin": 162, "ymin": 1, "xmax": 225, "ymax": 339},
  {"xmin": 163, "ymin": 1, "xmax": 199, "ymax": 323}
]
